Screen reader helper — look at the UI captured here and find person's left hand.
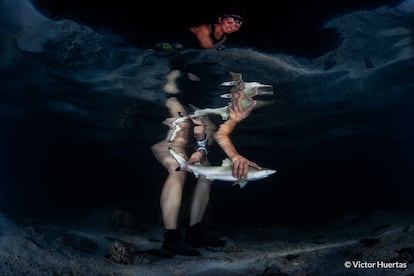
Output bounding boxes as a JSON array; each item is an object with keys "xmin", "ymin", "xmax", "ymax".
[{"xmin": 185, "ymin": 151, "xmax": 205, "ymax": 173}]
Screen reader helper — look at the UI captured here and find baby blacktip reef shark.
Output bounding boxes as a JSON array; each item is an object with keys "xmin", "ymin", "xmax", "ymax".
[{"xmin": 169, "ymin": 148, "xmax": 276, "ymax": 188}]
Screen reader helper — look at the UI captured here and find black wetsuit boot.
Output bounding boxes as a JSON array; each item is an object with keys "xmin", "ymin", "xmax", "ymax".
[
  {"xmin": 185, "ymin": 222, "xmax": 226, "ymax": 248},
  {"xmin": 162, "ymin": 229, "xmax": 200, "ymax": 256}
]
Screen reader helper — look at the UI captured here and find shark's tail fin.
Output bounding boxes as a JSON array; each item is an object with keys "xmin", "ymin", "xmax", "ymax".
[{"xmin": 168, "ymin": 148, "xmax": 187, "ymax": 171}]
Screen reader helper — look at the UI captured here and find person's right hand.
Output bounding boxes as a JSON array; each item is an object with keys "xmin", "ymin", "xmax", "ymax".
[{"xmin": 231, "ymin": 154, "xmax": 262, "ymax": 179}]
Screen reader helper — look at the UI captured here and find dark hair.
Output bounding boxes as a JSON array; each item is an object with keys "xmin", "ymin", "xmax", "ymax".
[{"xmin": 220, "ymin": 3, "xmax": 247, "ymax": 19}]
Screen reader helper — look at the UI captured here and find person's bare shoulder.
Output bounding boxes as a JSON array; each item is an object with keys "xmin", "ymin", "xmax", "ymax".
[{"xmin": 190, "ymin": 24, "xmax": 210, "ymax": 35}]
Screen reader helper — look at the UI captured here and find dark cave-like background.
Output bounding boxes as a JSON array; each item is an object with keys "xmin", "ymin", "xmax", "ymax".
[
  {"xmin": 30, "ymin": 0, "xmax": 403, "ymax": 57},
  {"xmin": 1, "ymin": 0, "xmax": 412, "ymax": 228}
]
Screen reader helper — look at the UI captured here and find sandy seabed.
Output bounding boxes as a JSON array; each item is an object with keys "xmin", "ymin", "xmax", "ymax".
[{"xmin": 1, "ymin": 209, "xmax": 413, "ymax": 276}]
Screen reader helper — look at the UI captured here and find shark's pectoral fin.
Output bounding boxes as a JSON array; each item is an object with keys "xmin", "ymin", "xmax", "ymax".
[
  {"xmin": 238, "ymin": 180, "xmax": 249, "ymax": 188},
  {"xmin": 221, "ymin": 158, "xmax": 232, "ymax": 166},
  {"xmin": 233, "ymin": 180, "xmax": 249, "ymax": 188},
  {"xmin": 193, "ymin": 171, "xmax": 200, "ymax": 178},
  {"xmin": 221, "ymin": 113, "xmax": 229, "ymax": 120},
  {"xmin": 220, "ymin": 93, "xmax": 232, "ymax": 99},
  {"xmin": 220, "ymin": 81, "xmax": 237, "ymax": 86}
]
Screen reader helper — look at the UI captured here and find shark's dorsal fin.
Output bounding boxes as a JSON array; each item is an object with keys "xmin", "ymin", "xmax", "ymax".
[
  {"xmin": 221, "ymin": 158, "xmax": 232, "ymax": 167},
  {"xmin": 229, "ymin": 71, "xmax": 242, "ymax": 81}
]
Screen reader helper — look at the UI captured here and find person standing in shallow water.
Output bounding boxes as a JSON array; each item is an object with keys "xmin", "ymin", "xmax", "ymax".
[
  {"xmin": 156, "ymin": 6, "xmax": 245, "ymax": 51},
  {"xmin": 151, "ymin": 70, "xmax": 261, "ymax": 257},
  {"xmin": 189, "ymin": 12, "xmax": 244, "ymax": 50},
  {"xmin": 150, "ymin": 5, "xmax": 254, "ymax": 257}
]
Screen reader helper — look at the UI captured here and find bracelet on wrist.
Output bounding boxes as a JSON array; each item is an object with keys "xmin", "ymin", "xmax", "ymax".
[
  {"xmin": 196, "ymin": 146, "xmax": 208, "ymax": 155},
  {"xmin": 196, "ymin": 136, "xmax": 208, "ymax": 155},
  {"xmin": 197, "ymin": 135, "xmax": 208, "ymax": 147}
]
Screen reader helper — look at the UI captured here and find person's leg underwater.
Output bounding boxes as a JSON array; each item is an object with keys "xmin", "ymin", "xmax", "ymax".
[
  {"xmin": 151, "ymin": 93, "xmax": 200, "ymax": 256},
  {"xmin": 159, "ymin": 161, "xmax": 199, "ymax": 256},
  {"xmin": 185, "ymin": 159, "xmax": 226, "ymax": 248}
]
